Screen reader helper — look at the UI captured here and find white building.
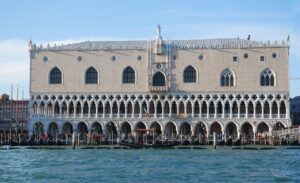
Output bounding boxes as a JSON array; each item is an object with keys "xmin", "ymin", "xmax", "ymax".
[{"xmin": 29, "ymin": 26, "xmax": 291, "ymax": 144}]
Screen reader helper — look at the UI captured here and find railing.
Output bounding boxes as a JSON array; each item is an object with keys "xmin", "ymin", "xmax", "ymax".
[
  {"xmin": 280, "ymin": 114, "xmax": 286, "ymax": 118},
  {"xmin": 150, "ymin": 86, "xmax": 168, "ymax": 92},
  {"xmin": 31, "ymin": 112, "xmax": 289, "ymax": 119},
  {"xmin": 273, "ymin": 127, "xmax": 300, "ymax": 136}
]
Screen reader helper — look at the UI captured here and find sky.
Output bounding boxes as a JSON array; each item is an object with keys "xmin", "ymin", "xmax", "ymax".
[{"xmin": 0, "ymin": 0, "xmax": 299, "ymax": 99}]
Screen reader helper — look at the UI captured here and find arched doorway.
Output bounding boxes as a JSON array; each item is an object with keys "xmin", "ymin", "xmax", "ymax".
[
  {"xmin": 153, "ymin": 72, "xmax": 166, "ymax": 86},
  {"xmin": 33, "ymin": 122, "xmax": 44, "ymax": 142},
  {"xmin": 210, "ymin": 122, "xmax": 222, "ymax": 142},
  {"xmin": 134, "ymin": 122, "xmax": 146, "ymax": 144},
  {"xmin": 77, "ymin": 122, "xmax": 88, "ymax": 144},
  {"xmin": 179, "ymin": 122, "xmax": 191, "ymax": 144},
  {"xmin": 120, "ymin": 122, "xmax": 132, "ymax": 142},
  {"xmin": 47, "ymin": 122, "xmax": 59, "ymax": 142},
  {"xmin": 105, "ymin": 121, "xmax": 117, "ymax": 144},
  {"xmin": 225, "ymin": 122, "xmax": 238, "ymax": 141},
  {"xmin": 194, "ymin": 122, "xmax": 207, "ymax": 144},
  {"xmin": 241, "ymin": 122, "xmax": 254, "ymax": 144},
  {"xmin": 62, "ymin": 122, "xmax": 73, "ymax": 144},
  {"xmin": 164, "ymin": 122, "xmax": 177, "ymax": 142},
  {"xmin": 257, "ymin": 122, "xmax": 270, "ymax": 144},
  {"xmin": 150, "ymin": 122, "xmax": 162, "ymax": 144},
  {"xmin": 91, "ymin": 122, "xmax": 103, "ymax": 144}
]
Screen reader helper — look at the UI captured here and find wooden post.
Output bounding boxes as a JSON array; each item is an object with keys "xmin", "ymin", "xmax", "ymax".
[{"xmin": 213, "ymin": 132, "xmax": 216, "ymax": 149}]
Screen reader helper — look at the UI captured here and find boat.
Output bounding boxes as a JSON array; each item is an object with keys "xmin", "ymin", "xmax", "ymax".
[{"xmin": 119, "ymin": 142, "xmax": 178, "ymax": 148}]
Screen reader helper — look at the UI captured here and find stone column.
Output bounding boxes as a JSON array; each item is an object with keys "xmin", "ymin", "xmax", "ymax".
[
  {"xmin": 162, "ymin": 104, "xmax": 165, "ymax": 118},
  {"xmin": 222, "ymin": 104, "xmax": 225, "ymax": 118},
  {"xmin": 88, "ymin": 103, "xmax": 91, "ymax": 118},
  {"xmin": 214, "ymin": 105, "xmax": 217, "ymax": 118},
  {"xmin": 253, "ymin": 104, "xmax": 256, "ymax": 119},
  {"xmin": 66, "ymin": 104, "xmax": 69, "ymax": 118},
  {"xmin": 277, "ymin": 103, "xmax": 280, "ymax": 119},
  {"xmin": 95, "ymin": 104, "xmax": 98, "ymax": 118},
  {"xmin": 253, "ymin": 128, "xmax": 257, "ymax": 145},
  {"xmin": 81, "ymin": 104, "xmax": 84, "ymax": 118},
  {"xmin": 191, "ymin": 103, "xmax": 195, "ymax": 118},
  {"xmin": 269, "ymin": 105, "xmax": 272, "ymax": 119},
  {"xmin": 237, "ymin": 103, "xmax": 240, "ymax": 119},
  {"xmin": 230, "ymin": 103, "xmax": 233, "ymax": 118},
  {"xmin": 245, "ymin": 104, "xmax": 248, "ymax": 118}
]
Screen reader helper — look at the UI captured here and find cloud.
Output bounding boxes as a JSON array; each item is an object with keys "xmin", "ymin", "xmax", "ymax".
[{"xmin": 0, "ymin": 40, "xmax": 29, "ymax": 98}]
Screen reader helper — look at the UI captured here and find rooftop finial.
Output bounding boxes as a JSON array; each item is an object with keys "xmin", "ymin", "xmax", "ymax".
[
  {"xmin": 286, "ymin": 34, "xmax": 290, "ymax": 46},
  {"xmin": 157, "ymin": 24, "xmax": 161, "ymax": 37},
  {"xmin": 154, "ymin": 24, "xmax": 163, "ymax": 54}
]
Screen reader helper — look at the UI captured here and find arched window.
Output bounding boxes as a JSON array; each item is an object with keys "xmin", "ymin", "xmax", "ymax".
[
  {"xmin": 260, "ymin": 69, "xmax": 275, "ymax": 86},
  {"xmin": 183, "ymin": 66, "xmax": 197, "ymax": 83},
  {"xmin": 122, "ymin": 66, "xmax": 135, "ymax": 83},
  {"xmin": 49, "ymin": 67, "xmax": 62, "ymax": 84},
  {"xmin": 220, "ymin": 68, "xmax": 234, "ymax": 87},
  {"xmin": 153, "ymin": 72, "xmax": 166, "ymax": 86},
  {"xmin": 85, "ymin": 67, "xmax": 98, "ymax": 84}
]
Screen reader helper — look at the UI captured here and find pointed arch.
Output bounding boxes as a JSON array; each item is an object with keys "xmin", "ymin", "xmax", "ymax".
[
  {"xmin": 186, "ymin": 101, "xmax": 192, "ymax": 114},
  {"xmin": 260, "ymin": 68, "xmax": 276, "ymax": 86},
  {"xmin": 209, "ymin": 101, "xmax": 215, "ymax": 114},
  {"xmin": 280, "ymin": 101, "xmax": 286, "ymax": 115},
  {"xmin": 97, "ymin": 101, "xmax": 103, "ymax": 116},
  {"xmin": 90, "ymin": 101, "xmax": 96, "ymax": 115},
  {"xmin": 164, "ymin": 101, "xmax": 170, "ymax": 115},
  {"xmin": 54, "ymin": 102, "xmax": 60, "ymax": 115},
  {"xmin": 156, "ymin": 101, "xmax": 162, "ymax": 114},
  {"xmin": 263, "ymin": 102, "xmax": 270, "ymax": 117},
  {"xmin": 183, "ymin": 65, "xmax": 197, "ymax": 83},
  {"xmin": 49, "ymin": 67, "xmax": 62, "ymax": 84},
  {"xmin": 179, "ymin": 101, "xmax": 185, "ymax": 114},
  {"xmin": 220, "ymin": 68, "xmax": 235, "ymax": 86},
  {"xmin": 272, "ymin": 102, "xmax": 278, "ymax": 115},
  {"xmin": 83, "ymin": 101, "xmax": 89, "ymax": 115},
  {"xmin": 152, "ymin": 72, "xmax": 166, "ymax": 86},
  {"xmin": 85, "ymin": 67, "xmax": 98, "ymax": 84},
  {"xmin": 240, "ymin": 101, "xmax": 246, "ymax": 115},
  {"xmin": 256, "ymin": 101, "xmax": 262, "ymax": 117},
  {"xmin": 69, "ymin": 101, "xmax": 74, "ymax": 116},
  {"xmin": 201, "ymin": 101, "xmax": 207, "ymax": 115},
  {"xmin": 127, "ymin": 101, "xmax": 133, "ymax": 115},
  {"xmin": 248, "ymin": 101, "xmax": 254, "ymax": 116},
  {"xmin": 122, "ymin": 66, "xmax": 135, "ymax": 83},
  {"xmin": 217, "ymin": 101, "xmax": 222, "ymax": 115},
  {"xmin": 149, "ymin": 101, "xmax": 155, "ymax": 114},
  {"xmin": 105, "ymin": 102, "xmax": 111, "ymax": 115},
  {"xmin": 62, "ymin": 101, "xmax": 67, "ymax": 117},
  {"xmin": 119, "ymin": 101, "xmax": 125, "ymax": 115},
  {"xmin": 112, "ymin": 101, "xmax": 118, "ymax": 114},
  {"xmin": 134, "ymin": 102, "xmax": 140, "ymax": 116},
  {"xmin": 171, "ymin": 101, "xmax": 177, "ymax": 114},
  {"xmin": 194, "ymin": 101, "xmax": 200, "ymax": 115}
]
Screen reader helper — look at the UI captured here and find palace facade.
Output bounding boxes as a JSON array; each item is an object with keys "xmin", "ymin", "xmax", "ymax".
[{"xmin": 29, "ymin": 26, "xmax": 291, "ymax": 144}]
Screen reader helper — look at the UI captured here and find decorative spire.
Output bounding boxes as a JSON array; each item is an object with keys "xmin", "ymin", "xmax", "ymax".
[
  {"xmin": 154, "ymin": 24, "xmax": 163, "ymax": 54},
  {"xmin": 286, "ymin": 34, "xmax": 290, "ymax": 46},
  {"xmin": 28, "ymin": 40, "xmax": 33, "ymax": 51}
]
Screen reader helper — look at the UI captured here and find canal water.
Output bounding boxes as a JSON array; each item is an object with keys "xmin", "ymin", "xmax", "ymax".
[{"xmin": 0, "ymin": 147, "xmax": 299, "ymax": 183}]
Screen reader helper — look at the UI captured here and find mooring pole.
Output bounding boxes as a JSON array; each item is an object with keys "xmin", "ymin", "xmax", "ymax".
[
  {"xmin": 213, "ymin": 132, "xmax": 216, "ymax": 149},
  {"xmin": 72, "ymin": 131, "xmax": 76, "ymax": 149}
]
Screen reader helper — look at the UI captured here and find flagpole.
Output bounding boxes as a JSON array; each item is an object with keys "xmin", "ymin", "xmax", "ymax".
[{"xmin": 9, "ymin": 84, "xmax": 13, "ymax": 144}]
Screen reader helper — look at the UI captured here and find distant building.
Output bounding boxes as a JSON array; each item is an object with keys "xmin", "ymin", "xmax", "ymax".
[
  {"xmin": 28, "ymin": 25, "xmax": 291, "ymax": 143},
  {"xmin": 290, "ymin": 96, "xmax": 300, "ymax": 125},
  {"xmin": 0, "ymin": 94, "xmax": 29, "ymax": 133}
]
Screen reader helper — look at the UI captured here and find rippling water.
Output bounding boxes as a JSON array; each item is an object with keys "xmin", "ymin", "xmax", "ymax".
[{"xmin": 0, "ymin": 147, "xmax": 299, "ymax": 183}]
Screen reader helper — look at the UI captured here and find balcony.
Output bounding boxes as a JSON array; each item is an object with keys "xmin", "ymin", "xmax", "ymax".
[{"xmin": 150, "ymin": 86, "xmax": 168, "ymax": 92}]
